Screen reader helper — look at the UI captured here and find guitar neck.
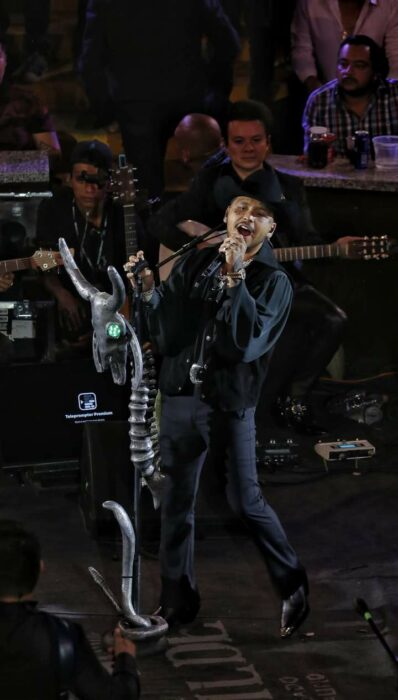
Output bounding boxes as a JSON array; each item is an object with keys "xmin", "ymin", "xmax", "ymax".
[
  {"xmin": 124, "ymin": 203, "xmax": 138, "ymax": 257},
  {"xmin": 0, "ymin": 256, "xmax": 32, "ymax": 275},
  {"xmin": 275, "ymin": 243, "xmax": 340, "ymax": 263}
]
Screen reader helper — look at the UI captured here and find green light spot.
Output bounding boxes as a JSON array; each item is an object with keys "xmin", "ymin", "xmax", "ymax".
[
  {"xmin": 364, "ymin": 612, "xmax": 372, "ymax": 621},
  {"xmin": 106, "ymin": 322, "xmax": 122, "ymax": 339}
]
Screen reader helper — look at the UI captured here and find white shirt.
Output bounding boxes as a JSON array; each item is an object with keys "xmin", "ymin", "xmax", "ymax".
[{"xmin": 291, "ymin": 0, "xmax": 398, "ymax": 83}]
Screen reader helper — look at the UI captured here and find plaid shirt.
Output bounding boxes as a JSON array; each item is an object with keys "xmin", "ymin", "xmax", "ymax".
[{"xmin": 302, "ymin": 78, "xmax": 398, "ymax": 155}]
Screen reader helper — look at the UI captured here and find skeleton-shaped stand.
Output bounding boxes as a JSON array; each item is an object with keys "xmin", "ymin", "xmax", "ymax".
[{"xmin": 59, "ymin": 239, "xmax": 167, "ymax": 642}]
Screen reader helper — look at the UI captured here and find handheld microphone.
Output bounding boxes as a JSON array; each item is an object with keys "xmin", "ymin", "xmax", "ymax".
[{"xmin": 212, "ymin": 251, "xmax": 226, "ymax": 266}]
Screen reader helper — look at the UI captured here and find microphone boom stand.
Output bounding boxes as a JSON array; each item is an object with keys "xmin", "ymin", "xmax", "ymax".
[{"xmin": 155, "ymin": 223, "xmax": 226, "ymax": 270}]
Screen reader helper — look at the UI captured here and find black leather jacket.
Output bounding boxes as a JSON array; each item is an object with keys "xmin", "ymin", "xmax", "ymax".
[{"xmin": 0, "ymin": 601, "xmax": 140, "ymax": 700}]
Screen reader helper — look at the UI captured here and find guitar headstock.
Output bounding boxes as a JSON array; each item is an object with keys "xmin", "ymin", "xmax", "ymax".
[
  {"xmin": 342, "ymin": 235, "xmax": 394, "ymax": 260},
  {"xmin": 110, "ymin": 154, "xmax": 137, "ymax": 205},
  {"xmin": 31, "ymin": 249, "xmax": 65, "ymax": 271}
]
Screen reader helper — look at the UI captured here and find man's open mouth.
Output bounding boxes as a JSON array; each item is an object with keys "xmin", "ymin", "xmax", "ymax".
[{"xmin": 237, "ymin": 223, "xmax": 253, "ymax": 237}]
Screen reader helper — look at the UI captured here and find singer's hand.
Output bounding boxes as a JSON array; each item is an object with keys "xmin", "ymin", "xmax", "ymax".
[
  {"xmin": 124, "ymin": 251, "xmax": 154, "ymax": 292},
  {"xmin": 219, "ymin": 233, "xmax": 246, "ymax": 272}
]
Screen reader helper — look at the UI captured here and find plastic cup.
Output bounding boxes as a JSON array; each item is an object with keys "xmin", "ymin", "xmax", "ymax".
[{"xmin": 372, "ymin": 135, "xmax": 398, "ymax": 170}]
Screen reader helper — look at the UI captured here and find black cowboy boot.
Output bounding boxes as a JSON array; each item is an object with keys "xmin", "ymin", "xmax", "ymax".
[
  {"xmin": 157, "ymin": 576, "xmax": 201, "ymax": 628},
  {"xmin": 280, "ymin": 583, "xmax": 310, "ymax": 638}
]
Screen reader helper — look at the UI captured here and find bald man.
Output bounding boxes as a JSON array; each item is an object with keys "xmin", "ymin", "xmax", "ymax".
[{"xmin": 174, "ymin": 113, "xmax": 224, "ymax": 173}]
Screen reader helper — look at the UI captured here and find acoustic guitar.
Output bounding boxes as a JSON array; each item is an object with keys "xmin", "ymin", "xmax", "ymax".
[
  {"xmin": 110, "ymin": 155, "xmax": 138, "ymax": 317},
  {"xmin": 158, "ymin": 234, "xmax": 393, "ymax": 281}
]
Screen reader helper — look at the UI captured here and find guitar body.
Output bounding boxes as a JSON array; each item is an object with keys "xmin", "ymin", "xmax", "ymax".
[{"xmin": 158, "ymin": 244, "xmax": 176, "ymax": 282}]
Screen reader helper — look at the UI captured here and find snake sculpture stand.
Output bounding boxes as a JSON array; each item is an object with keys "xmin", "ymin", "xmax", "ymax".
[{"xmin": 59, "ymin": 238, "xmax": 167, "ymax": 641}]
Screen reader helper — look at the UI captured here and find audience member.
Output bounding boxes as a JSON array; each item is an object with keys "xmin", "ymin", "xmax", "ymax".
[
  {"xmin": 149, "ymin": 100, "xmax": 350, "ymax": 433},
  {"xmin": 79, "ymin": 0, "xmax": 240, "ymax": 197},
  {"xmin": 245, "ymin": 0, "xmax": 295, "ymax": 105},
  {"xmin": 0, "ymin": 1, "xmax": 51, "ymax": 82},
  {"xmin": 291, "ymin": 0, "xmax": 398, "ymax": 93},
  {"xmin": 0, "ymin": 40, "xmax": 60, "ymax": 154},
  {"xmin": 173, "ymin": 113, "xmax": 224, "ymax": 176},
  {"xmin": 302, "ymin": 35, "xmax": 398, "ymax": 157},
  {"xmin": 0, "ymin": 519, "xmax": 140, "ymax": 700},
  {"xmin": 126, "ymin": 195, "xmax": 309, "ymax": 639}
]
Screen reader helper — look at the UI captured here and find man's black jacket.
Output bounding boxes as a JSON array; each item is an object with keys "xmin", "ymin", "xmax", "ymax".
[{"xmin": 0, "ymin": 601, "xmax": 140, "ymax": 700}]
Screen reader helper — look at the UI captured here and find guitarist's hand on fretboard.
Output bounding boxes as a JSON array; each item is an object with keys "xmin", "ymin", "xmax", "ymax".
[
  {"xmin": 0, "ymin": 272, "xmax": 14, "ymax": 292},
  {"xmin": 335, "ymin": 235, "xmax": 363, "ymax": 249}
]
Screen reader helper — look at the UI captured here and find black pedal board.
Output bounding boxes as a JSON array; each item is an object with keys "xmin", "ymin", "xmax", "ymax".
[{"xmin": 256, "ymin": 439, "xmax": 300, "ymax": 470}]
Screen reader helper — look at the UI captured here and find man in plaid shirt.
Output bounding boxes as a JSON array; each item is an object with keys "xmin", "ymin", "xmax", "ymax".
[{"xmin": 302, "ymin": 35, "xmax": 398, "ymax": 156}]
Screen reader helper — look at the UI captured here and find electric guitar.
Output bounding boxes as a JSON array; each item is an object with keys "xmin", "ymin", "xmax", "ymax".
[
  {"xmin": 0, "ymin": 249, "xmax": 65, "ymax": 276},
  {"xmin": 158, "ymin": 235, "xmax": 394, "ymax": 281}
]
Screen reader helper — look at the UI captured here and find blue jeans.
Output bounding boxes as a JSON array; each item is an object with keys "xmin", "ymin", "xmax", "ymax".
[{"xmin": 159, "ymin": 393, "xmax": 306, "ymax": 600}]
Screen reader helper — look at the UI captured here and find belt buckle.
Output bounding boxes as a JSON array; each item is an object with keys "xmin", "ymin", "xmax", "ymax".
[{"xmin": 189, "ymin": 363, "xmax": 206, "ymax": 384}]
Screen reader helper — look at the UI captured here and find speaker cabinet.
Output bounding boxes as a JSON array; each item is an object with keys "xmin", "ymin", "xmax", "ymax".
[{"xmin": 80, "ymin": 421, "xmax": 134, "ymax": 536}]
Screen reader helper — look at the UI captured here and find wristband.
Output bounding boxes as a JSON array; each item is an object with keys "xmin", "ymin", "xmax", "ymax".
[{"xmin": 219, "ymin": 268, "xmax": 246, "ymax": 288}]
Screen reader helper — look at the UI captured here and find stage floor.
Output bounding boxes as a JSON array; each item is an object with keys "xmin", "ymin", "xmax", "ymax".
[{"xmin": 1, "ymin": 377, "xmax": 398, "ymax": 699}]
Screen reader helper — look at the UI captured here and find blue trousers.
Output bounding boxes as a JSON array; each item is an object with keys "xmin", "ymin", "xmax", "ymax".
[{"xmin": 159, "ymin": 393, "xmax": 307, "ymax": 600}]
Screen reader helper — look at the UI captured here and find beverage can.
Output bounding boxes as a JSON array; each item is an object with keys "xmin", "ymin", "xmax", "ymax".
[{"xmin": 354, "ymin": 130, "xmax": 370, "ymax": 169}]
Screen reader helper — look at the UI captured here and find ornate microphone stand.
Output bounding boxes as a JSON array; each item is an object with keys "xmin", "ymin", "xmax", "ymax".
[
  {"xmin": 58, "ymin": 238, "xmax": 166, "ymax": 645},
  {"xmin": 58, "ymin": 222, "xmax": 223, "ymax": 644}
]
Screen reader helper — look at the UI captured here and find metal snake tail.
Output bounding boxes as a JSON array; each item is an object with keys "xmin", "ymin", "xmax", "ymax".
[{"xmin": 128, "ymin": 346, "xmax": 164, "ymax": 509}]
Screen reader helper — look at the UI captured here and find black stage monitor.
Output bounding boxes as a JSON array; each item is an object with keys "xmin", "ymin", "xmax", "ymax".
[{"xmin": 0, "ymin": 358, "xmax": 129, "ymax": 465}]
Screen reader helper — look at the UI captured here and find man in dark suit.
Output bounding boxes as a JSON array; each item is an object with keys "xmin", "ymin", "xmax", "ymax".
[
  {"xmin": 79, "ymin": 0, "xmax": 240, "ymax": 198},
  {"xmin": 149, "ymin": 99, "xmax": 349, "ymax": 434}
]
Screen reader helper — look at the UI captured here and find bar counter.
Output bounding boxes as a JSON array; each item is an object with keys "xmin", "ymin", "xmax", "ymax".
[
  {"xmin": 267, "ymin": 154, "xmax": 397, "ymax": 240},
  {"xmin": 268, "ymin": 154, "xmax": 398, "ymax": 378},
  {"xmin": 268, "ymin": 154, "xmax": 398, "ymax": 192}
]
